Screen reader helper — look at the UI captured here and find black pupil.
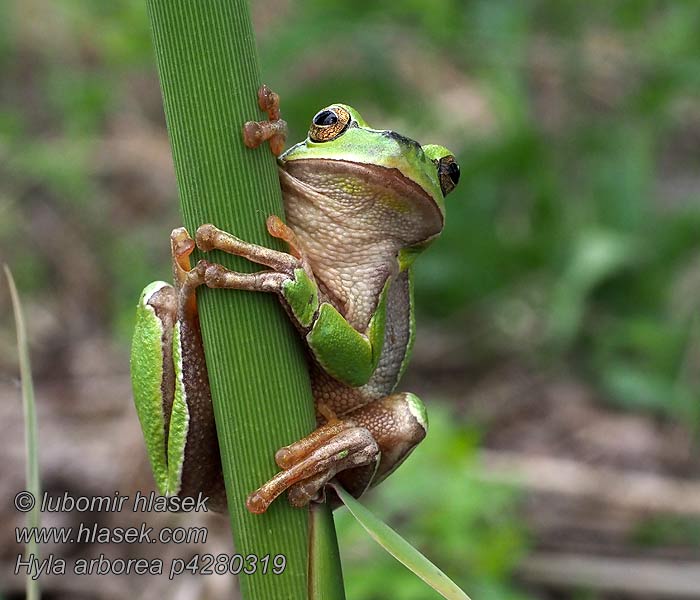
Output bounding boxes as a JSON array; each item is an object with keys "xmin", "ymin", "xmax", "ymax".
[
  {"xmin": 314, "ymin": 110, "xmax": 338, "ymax": 126},
  {"xmin": 447, "ymin": 162, "xmax": 460, "ymax": 184}
]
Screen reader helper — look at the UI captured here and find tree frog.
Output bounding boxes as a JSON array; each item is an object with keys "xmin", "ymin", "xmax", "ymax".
[{"xmin": 130, "ymin": 86, "xmax": 460, "ymax": 513}]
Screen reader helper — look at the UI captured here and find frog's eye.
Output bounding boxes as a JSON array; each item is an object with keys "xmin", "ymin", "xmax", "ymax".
[
  {"xmin": 437, "ymin": 155, "xmax": 460, "ymax": 196},
  {"xmin": 309, "ymin": 106, "xmax": 351, "ymax": 142}
]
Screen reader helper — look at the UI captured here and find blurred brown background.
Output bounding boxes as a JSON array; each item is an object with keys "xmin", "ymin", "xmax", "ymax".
[{"xmin": 2, "ymin": 1, "xmax": 700, "ymax": 599}]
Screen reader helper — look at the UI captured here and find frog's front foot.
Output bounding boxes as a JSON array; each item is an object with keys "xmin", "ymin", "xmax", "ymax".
[
  {"xmin": 242, "ymin": 84, "xmax": 288, "ymax": 156},
  {"xmin": 245, "ymin": 417, "xmax": 380, "ymax": 514}
]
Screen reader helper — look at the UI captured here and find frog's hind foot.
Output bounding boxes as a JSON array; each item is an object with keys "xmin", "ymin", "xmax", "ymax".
[
  {"xmin": 245, "ymin": 421, "xmax": 379, "ymax": 514},
  {"xmin": 170, "ymin": 227, "xmax": 195, "ymax": 285},
  {"xmin": 242, "ymin": 84, "xmax": 288, "ymax": 156},
  {"xmin": 247, "ymin": 392, "xmax": 429, "ymax": 513}
]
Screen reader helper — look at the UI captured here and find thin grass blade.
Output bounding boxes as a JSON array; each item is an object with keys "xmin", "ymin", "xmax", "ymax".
[
  {"xmin": 331, "ymin": 483, "xmax": 471, "ymax": 600},
  {"xmin": 5, "ymin": 265, "xmax": 41, "ymax": 600}
]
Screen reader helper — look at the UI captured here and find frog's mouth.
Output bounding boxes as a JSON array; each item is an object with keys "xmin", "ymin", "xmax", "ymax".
[{"xmin": 279, "ymin": 158, "xmax": 444, "ymax": 247}]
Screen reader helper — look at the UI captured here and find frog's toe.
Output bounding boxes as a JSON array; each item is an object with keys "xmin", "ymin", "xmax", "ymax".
[
  {"xmin": 287, "ymin": 472, "xmax": 328, "ymax": 508},
  {"xmin": 242, "ymin": 118, "xmax": 288, "ymax": 154},
  {"xmin": 287, "ymin": 453, "xmax": 378, "ymax": 509}
]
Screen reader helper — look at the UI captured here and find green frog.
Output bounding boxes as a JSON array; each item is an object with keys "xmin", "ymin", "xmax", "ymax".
[{"xmin": 130, "ymin": 86, "xmax": 460, "ymax": 513}]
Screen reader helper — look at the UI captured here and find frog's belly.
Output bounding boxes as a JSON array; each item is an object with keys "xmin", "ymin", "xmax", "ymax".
[{"xmin": 309, "ymin": 270, "xmax": 413, "ymax": 417}]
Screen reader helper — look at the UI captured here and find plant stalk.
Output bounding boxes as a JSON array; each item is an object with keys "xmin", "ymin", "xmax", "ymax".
[{"xmin": 144, "ymin": 1, "xmax": 344, "ymax": 597}]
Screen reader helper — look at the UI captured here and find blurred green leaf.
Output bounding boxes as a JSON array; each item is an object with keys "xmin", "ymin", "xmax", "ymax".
[{"xmin": 549, "ymin": 228, "xmax": 639, "ymax": 345}]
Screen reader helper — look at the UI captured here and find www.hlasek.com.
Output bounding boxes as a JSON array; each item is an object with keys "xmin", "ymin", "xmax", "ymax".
[{"xmin": 13, "ymin": 491, "xmax": 287, "ymax": 579}]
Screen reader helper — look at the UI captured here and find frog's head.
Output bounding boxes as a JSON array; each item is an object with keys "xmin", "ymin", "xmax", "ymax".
[{"xmin": 278, "ymin": 104, "xmax": 459, "ymax": 251}]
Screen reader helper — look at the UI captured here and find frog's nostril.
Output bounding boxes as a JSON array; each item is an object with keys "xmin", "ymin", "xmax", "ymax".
[{"xmin": 313, "ymin": 110, "xmax": 338, "ymax": 126}]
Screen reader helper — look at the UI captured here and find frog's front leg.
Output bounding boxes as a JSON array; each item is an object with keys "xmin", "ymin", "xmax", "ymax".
[
  {"xmin": 196, "ymin": 216, "xmax": 311, "ymax": 278},
  {"xmin": 195, "ymin": 219, "xmax": 320, "ymax": 331}
]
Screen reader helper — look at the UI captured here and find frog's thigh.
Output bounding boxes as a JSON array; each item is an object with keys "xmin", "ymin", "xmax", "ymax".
[
  {"xmin": 133, "ymin": 280, "xmax": 226, "ymax": 510},
  {"xmin": 133, "ymin": 282, "xmax": 178, "ymax": 416},
  {"xmin": 339, "ymin": 392, "xmax": 428, "ymax": 489},
  {"xmin": 132, "ymin": 282, "xmax": 178, "ymax": 494}
]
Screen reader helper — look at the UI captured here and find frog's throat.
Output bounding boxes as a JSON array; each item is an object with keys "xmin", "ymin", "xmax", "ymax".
[
  {"xmin": 277, "ymin": 164, "xmax": 441, "ymax": 330},
  {"xmin": 278, "ymin": 160, "xmax": 443, "ymax": 236}
]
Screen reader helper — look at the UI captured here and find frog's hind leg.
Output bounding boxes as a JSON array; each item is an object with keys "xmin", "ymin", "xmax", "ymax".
[
  {"xmin": 342, "ymin": 392, "xmax": 428, "ymax": 488},
  {"xmin": 289, "ymin": 393, "xmax": 427, "ymax": 508},
  {"xmin": 246, "ymin": 393, "xmax": 428, "ymax": 512},
  {"xmin": 133, "ymin": 229, "xmax": 226, "ymax": 510},
  {"xmin": 132, "ymin": 280, "xmax": 179, "ymax": 497},
  {"xmin": 245, "ymin": 418, "xmax": 380, "ymax": 514}
]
